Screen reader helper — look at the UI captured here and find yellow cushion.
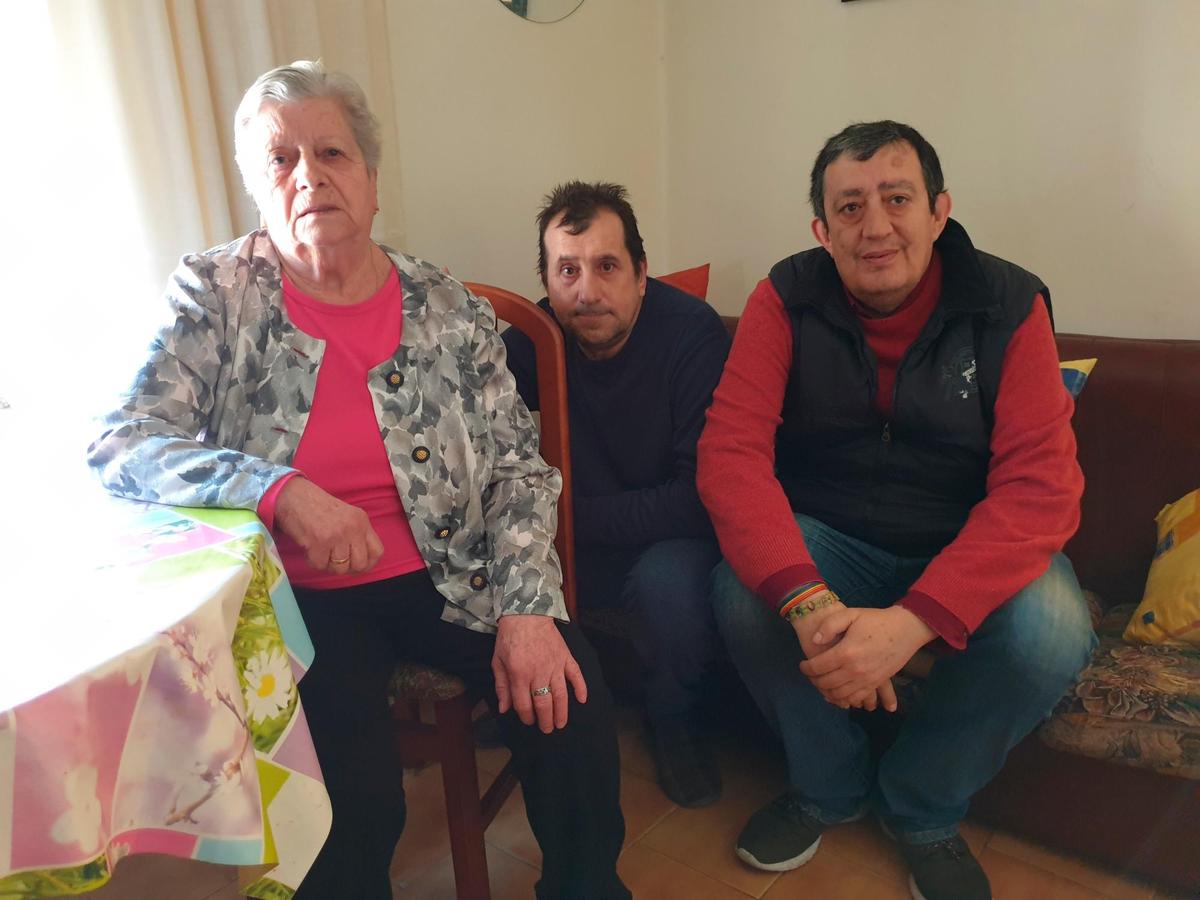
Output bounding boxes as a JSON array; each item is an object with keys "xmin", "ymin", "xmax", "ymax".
[
  {"xmin": 1059, "ymin": 357, "xmax": 1097, "ymax": 398},
  {"xmin": 1124, "ymin": 488, "xmax": 1200, "ymax": 646}
]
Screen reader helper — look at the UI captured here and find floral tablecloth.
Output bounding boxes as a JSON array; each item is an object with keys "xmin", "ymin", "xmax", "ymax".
[{"xmin": 0, "ymin": 500, "xmax": 330, "ymax": 899}]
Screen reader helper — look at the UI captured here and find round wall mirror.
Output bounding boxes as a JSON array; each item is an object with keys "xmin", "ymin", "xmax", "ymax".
[{"xmin": 497, "ymin": 0, "xmax": 585, "ymax": 24}]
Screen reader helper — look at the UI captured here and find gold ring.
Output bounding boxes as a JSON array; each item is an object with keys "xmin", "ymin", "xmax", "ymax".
[
  {"xmin": 330, "ymin": 555, "xmax": 350, "ymax": 565},
  {"xmin": 531, "ymin": 686, "xmax": 551, "ymax": 697}
]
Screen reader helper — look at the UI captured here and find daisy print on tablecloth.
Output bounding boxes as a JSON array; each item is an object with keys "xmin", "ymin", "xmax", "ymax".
[
  {"xmin": 242, "ymin": 649, "xmax": 294, "ymax": 726},
  {"xmin": 227, "ymin": 532, "xmax": 297, "ymax": 751}
]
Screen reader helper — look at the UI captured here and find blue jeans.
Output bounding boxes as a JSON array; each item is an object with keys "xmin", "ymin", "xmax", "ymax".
[
  {"xmin": 578, "ymin": 537, "xmax": 723, "ymax": 723},
  {"xmin": 712, "ymin": 514, "xmax": 1096, "ymax": 842}
]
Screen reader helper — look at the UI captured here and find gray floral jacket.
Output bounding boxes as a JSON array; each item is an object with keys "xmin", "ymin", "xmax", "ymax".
[{"xmin": 88, "ymin": 230, "xmax": 566, "ymax": 632}]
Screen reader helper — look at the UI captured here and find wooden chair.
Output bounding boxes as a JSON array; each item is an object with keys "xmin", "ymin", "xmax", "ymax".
[{"xmin": 389, "ymin": 282, "xmax": 575, "ymax": 900}]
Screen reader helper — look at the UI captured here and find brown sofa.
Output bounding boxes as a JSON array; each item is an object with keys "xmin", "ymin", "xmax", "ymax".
[
  {"xmin": 967, "ymin": 333, "xmax": 1200, "ymax": 893},
  {"xmin": 581, "ymin": 327, "xmax": 1200, "ymax": 892}
]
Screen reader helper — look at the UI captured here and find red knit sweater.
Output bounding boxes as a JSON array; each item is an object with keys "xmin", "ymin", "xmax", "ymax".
[{"xmin": 696, "ymin": 255, "xmax": 1082, "ymax": 649}]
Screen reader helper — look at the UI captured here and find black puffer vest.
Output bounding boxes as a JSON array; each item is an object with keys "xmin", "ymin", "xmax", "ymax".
[{"xmin": 770, "ymin": 219, "xmax": 1050, "ymax": 558}]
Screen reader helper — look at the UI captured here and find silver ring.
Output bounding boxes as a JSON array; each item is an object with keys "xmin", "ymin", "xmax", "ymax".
[{"xmin": 531, "ymin": 686, "xmax": 551, "ymax": 697}]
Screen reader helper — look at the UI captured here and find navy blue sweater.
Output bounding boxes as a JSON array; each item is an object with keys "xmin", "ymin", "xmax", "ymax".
[{"xmin": 502, "ymin": 278, "xmax": 731, "ymax": 548}]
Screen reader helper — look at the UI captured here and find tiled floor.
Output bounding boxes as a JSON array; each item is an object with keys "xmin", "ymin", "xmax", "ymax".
[{"xmin": 89, "ymin": 705, "xmax": 1188, "ymax": 899}]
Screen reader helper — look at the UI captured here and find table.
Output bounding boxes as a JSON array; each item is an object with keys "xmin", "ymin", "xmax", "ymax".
[{"xmin": 0, "ymin": 497, "xmax": 330, "ymax": 900}]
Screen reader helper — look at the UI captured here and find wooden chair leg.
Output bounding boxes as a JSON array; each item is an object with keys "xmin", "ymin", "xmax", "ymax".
[
  {"xmin": 394, "ymin": 698, "xmax": 437, "ymax": 769},
  {"xmin": 435, "ymin": 694, "xmax": 490, "ymax": 900}
]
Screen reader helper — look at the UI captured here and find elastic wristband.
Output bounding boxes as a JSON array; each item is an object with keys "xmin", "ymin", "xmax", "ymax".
[{"xmin": 778, "ymin": 581, "xmax": 828, "ymax": 619}]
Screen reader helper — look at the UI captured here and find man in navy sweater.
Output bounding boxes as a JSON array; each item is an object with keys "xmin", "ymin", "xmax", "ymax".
[{"xmin": 502, "ymin": 182, "xmax": 731, "ymax": 807}]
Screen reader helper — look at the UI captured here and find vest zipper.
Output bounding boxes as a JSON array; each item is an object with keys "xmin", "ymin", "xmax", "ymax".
[{"xmin": 865, "ymin": 421, "xmax": 892, "ymax": 524}]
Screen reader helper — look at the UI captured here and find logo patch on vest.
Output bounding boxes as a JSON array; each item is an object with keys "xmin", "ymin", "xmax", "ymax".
[{"xmin": 942, "ymin": 347, "xmax": 979, "ymax": 400}]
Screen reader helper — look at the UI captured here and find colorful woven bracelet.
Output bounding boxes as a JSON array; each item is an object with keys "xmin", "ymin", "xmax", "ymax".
[
  {"xmin": 779, "ymin": 582, "xmax": 833, "ymax": 620},
  {"xmin": 785, "ymin": 592, "xmax": 838, "ymax": 621}
]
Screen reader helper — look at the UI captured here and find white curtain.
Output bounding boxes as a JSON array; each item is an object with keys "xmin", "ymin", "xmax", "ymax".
[{"xmin": 0, "ymin": 0, "xmax": 405, "ymax": 421}]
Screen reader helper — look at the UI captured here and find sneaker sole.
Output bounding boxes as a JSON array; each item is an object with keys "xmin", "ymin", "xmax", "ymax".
[
  {"xmin": 666, "ymin": 788, "xmax": 722, "ymax": 809},
  {"xmin": 735, "ymin": 835, "xmax": 821, "ymax": 872}
]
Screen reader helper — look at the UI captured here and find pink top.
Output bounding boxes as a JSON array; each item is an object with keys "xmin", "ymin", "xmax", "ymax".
[{"xmin": 258, "ymin": 267, "xmax": 426, "ymax": 589}]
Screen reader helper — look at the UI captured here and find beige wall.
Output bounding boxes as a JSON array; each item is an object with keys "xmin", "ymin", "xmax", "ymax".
[
  {"xmin": 661, "ymin": 0, "xmax": 1200, "ymax": 339},
  {"xmin": 383, "ymin": 0, "xmax": 666, "ymax": 300},
  {"xmin": 191, "ymin": 0, "xmax": 1197, "ymax": 337}
]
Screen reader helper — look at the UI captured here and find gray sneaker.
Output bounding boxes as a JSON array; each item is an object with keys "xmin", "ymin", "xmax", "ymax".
[
  {"xmin": 898, "ymin": 834, "xmax": 991, "ymax": 900},
  {"xmin": 735, "ymin": 793, "xmax": 824, "ymax": 872}
]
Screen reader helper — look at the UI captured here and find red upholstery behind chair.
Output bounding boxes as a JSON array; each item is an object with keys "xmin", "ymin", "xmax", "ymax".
[{"xmin": 656, "ymin": 263, "xmax": 710, "ymax": 300}]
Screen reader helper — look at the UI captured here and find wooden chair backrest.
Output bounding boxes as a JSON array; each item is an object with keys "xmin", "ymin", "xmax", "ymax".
[{"xmin": 464, "ymin": 281, "xmax": 576, "ymax": 618}]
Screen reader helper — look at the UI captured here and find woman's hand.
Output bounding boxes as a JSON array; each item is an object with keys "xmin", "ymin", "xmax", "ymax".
[
  {"xmin": 274, "ymin": 477, "xmax": 384, "ymax": 573},
  {"xmin": 492, "ymin": 615, "xmax": 587, "ymax": 733}
]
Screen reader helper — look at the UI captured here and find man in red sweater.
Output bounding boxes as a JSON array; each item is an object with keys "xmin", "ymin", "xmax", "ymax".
[{"xmin": 696, "ymin": 121, "xmax": 1096, "ymax": 900}]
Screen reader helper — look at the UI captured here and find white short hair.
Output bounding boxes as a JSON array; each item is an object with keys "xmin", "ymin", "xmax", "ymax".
[{"xmin": 233, "ymin": 59, "xmax": 381, "ymax": 194}]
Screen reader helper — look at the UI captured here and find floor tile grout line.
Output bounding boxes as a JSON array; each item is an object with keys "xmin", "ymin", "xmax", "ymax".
[
  {"xmin": 636, "ymin": 825, "xmax": 784, "ymax": 899},
  {"xmin": 629, "ymin": 843, "xmax": 767, "ymax": 899},
  {"xmin": 482, "ymin": 833, "xmax": 540, "ymax": 871},
  {"xmin": 623, "ymin": 803, "xmax": 681, "ymax": 848},
  {"xmin": 716, "ymin": 863, "xmax": 781, "ymax": 900},
  {"xmin": 983, "ymin": 838, "xmax": 1163, "ymax": 899},
  {"xmin": 484, "ymin": 841, "xmax": 543, "ymax": 873}
]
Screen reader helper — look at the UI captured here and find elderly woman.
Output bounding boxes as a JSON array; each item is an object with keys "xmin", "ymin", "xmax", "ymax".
[{"xmin": 88, "ymin": 60, "xmax": 628, "ymax": 899}]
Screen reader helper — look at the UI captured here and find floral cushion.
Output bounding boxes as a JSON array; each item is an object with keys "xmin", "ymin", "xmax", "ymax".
[
  {"xmin": 388, "ymin": 662, "xmax": 468, "ymax": 703},
  {"xmin": 1038, "ymin": 603, "xmax": 1200, "ymax": 778}
]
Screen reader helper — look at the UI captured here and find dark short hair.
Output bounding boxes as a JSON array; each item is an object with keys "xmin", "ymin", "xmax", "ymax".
[
  {"xmin": 809, "ymin": 120, "xmax": 945, "ymax": 224},
  {"xmin": 536, "ymin": 181, "xmax": 646, "ymax": 282}
]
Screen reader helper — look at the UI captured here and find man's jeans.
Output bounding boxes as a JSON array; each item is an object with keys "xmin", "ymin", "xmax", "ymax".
[
  {"xmin": 578, "ymin": 537, "xmax": 723, "ymax": 724},
  {"xmin": 712, "ymin": 514, "xmax": 1096, "ymax": 842}
]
